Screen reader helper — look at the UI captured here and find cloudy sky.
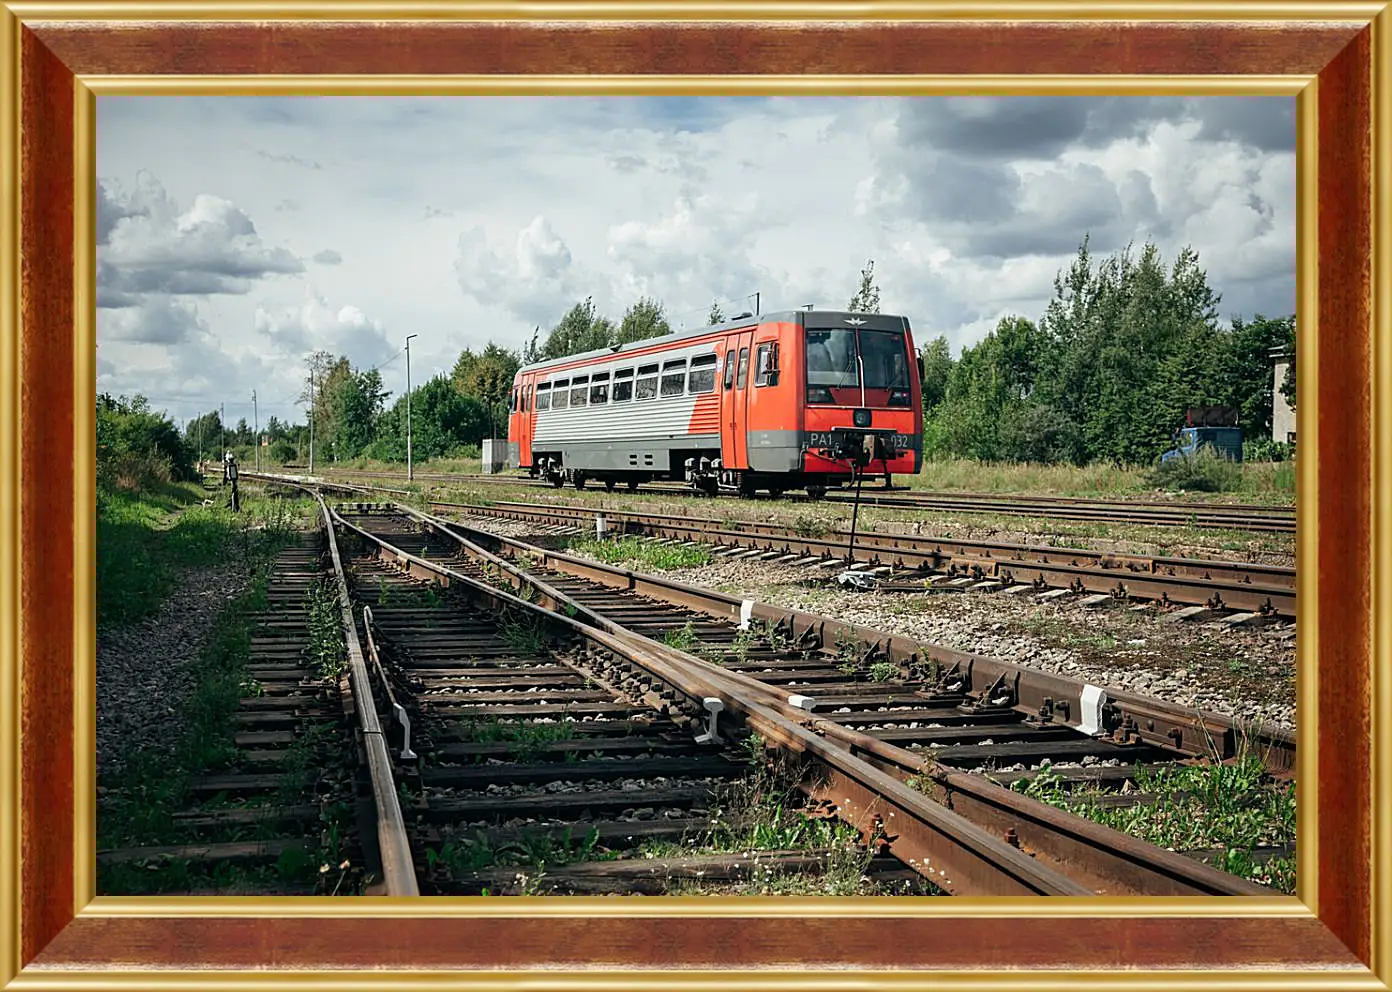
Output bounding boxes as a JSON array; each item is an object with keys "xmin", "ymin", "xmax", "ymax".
[{"xmin": 95, "ymin": 95, "xmax": 1295, "ymax": 429}]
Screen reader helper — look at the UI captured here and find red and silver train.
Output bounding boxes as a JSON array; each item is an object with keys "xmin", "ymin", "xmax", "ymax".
[{"xmin": 506, "ymin": 309, "xmax": 924, "ymax": 497}]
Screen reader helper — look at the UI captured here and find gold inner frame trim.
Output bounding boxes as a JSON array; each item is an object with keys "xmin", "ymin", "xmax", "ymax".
[
  {"xmin": 1294, "ymin": 78, "xmax": 1319, "ymax": 918},
  {"xmin": 1370, "ymin": 4, "xmax": 1392, "ymax": 982},
  {"xmin": 55, "ymin": 69, "xmax": 1326, "ymax": 920},
  {"xmin": 0, "ymin": 2, "xmax": 20, "ymax": 986},
  {"xmin": 80, "ymin": 75, "xmax": 1312, "ymax": 96},
  {"xmin": 5, "ymin": 1, "xmax": 1389, "ymax": 20}
]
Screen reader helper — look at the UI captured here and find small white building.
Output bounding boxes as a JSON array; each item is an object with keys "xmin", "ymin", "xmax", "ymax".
[{"xmin": 1269, "ymin": 345, "xmax": 1295, "ymax": 444}]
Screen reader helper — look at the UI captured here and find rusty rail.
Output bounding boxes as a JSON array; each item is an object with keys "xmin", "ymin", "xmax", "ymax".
[
  {"xmin": 279, "ymin": 466, "xmax": 1297, "ymax": 533},
  {"xmin": 252, "ymin": 475, "xmax": 1294, "ymax": 618},
  {"xmin": 327, "ymin": 507, "xmax": 1097, "ymax": 896},
  {"xmin": 332, "ymin": 500, "xmax": 1277, "ymax": 897},
  {"xmin": 315, "ymin": 492, "xmax": 420, "ymax": 895}
]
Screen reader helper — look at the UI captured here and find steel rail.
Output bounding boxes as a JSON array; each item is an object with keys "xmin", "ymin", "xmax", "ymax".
[
  {"xmin": 446, "ymin": 496, "xmax": 1296, "ymax": 589},
  {"xmin": 249, "ymin": 473, "xmax": 1297, "ymax": 764},
  {"xmin": 296, "ymin": 465, "xmax": 1297, "ymax": 532},
  {"xmin": 315, "ymin": 492, "xmax": 420, "ymax": 895},
  {"xmin": 384, "ymin": 498, "xmax": 1296, "ymax": 774},
  {"xmin": 249, "ymin": 476, "xmax": 1295, "ymax": 616},
  {"xmin": 327, "ymin": 508, "xmax": 1096, "ymax": 896},
  {"xmin": 401, "ymin": 493, "xmax": 1297, "ymax": 618},
  {"xmin": 345, "ymin": 500, "xmax": 1278, "ymax": 897}
]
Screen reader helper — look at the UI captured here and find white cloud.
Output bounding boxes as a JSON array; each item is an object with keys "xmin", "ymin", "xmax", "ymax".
[
  {"xmin": 98, "ymin": 296, "xmax": 207, "ymax": 345},
  {"xmin": 95, "ymin": 95, "xmax": 1295, "ymax": 425},
  {"xmin": 454, "ymin": 216, "xmax": 582, "ymax": 326},
  {"xmin": 255, "ymin": 288, "xmax": 395, "ymax": 367},
  {"xmin": 97, "ymin": 173, "xmax": 303, "ymax": 306}
]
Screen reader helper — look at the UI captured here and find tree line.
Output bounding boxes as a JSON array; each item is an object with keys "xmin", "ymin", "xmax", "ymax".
[
  {"xmin": 904, "ymin": 238, "xmax": 1295, "ymax": 465},
  {"xmin": 104, "ymin": 235, "xmax": 1294, "ymax": 480}
]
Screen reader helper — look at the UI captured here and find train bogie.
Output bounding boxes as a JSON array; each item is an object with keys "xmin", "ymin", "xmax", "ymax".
[{"xmin": 506, "ymin": 310, "xmax": 923, "ymax": 497}]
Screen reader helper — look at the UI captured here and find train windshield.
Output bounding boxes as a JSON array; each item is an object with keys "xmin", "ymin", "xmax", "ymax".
[{"xmin": 806, "ymin": 328, "xmax": 911, "ymax": 406}]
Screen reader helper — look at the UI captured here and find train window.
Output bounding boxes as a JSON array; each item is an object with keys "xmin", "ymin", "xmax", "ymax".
[
  {"xmin": 723, "ymin": 350, "xmax": 735, "ymax": 389},
  {"xmin": 736, "ymin": 348, "xmax": 750, "ymax": 389},
  {"xmin": 660, "ymin": 360, "xmax": 687, "ymax": 398},
  {"xmin": 590, "ymin": 371, "xmax": 610, "ymax": 405},
  {"xmin": 860, "ymin": 330, "xmax": 911, "ymax": 391},
  {"xmin": 536, "ymin": 383, "xmax": 551, "ymax": 411},
  {"xmin": 552, "ymin": 379, "xmax": 570, "ymax": 410},
  {"xmin": 688, "ymin": 354, "xmax": 718, "ymax": 394},
  {"xmin": 755, "ymin": 345, "xmax": 774, "ymax": 387},
  {"xmin": 613, "ymin": 368, "xmax": 635, "ymax": 402},
  {"xmin": 635, "ymin": 363, "xmax": 660, "ymax": 401},
  {"xmin": 570, "ymin": 375, "xmax": 589, "ymax": 407}
]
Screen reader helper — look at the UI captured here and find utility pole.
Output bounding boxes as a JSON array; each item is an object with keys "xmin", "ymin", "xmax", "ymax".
[
  {"xmin": 220, "ymin": 402, "xmax": 226, "ymax": 458},
  {"xmin": 252, "ymin": 389, "xmax": 259, "ymax": 472},
  {"xmin": 308, "ymin": 370, "xmax": 316, "ymax": 474},
  {"xmin": 405, "ymin": 333, "xmax": 418, "ymax": 481},
  {"xmin": 755, "ymin": 292, "xmax": 760, "ymax": 316}
]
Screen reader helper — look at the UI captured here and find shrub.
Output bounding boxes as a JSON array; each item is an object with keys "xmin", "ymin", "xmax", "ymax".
[{"xmin": 1149, "ymin": 447, "xmax": 1244, "ymax": 493}]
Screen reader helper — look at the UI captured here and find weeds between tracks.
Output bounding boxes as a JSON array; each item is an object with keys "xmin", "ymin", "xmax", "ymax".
[{"xmin": 1012, "ymin": 753, "xmax": 1296, "ymax": 892}]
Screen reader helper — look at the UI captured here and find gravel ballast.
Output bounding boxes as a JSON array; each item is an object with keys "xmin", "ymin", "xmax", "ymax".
[
  {"xmin": 96, "ymin": 563, "xmax": 254, "ymax": 784},
  {"xmin": 449, "ymin": 512, "xmax": 1297, "ymax": 734}
]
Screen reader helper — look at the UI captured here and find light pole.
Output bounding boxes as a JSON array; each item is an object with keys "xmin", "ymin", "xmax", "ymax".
[
  {"xmin": 308, "ymin": 369, "xmax": 316, "ymax": 474},
  {"xmin": 252, "ymin": 389, "xmax": 259, "ymax": 472},
  {"xmin": 405, "ymin": 333, "xmax": 418, "ymax": 481}
]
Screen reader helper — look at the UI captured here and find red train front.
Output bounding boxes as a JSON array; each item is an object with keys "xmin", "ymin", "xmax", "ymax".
[{"xmin": 506, "ymin": 309, "xmax": 923, "ymax": 497}]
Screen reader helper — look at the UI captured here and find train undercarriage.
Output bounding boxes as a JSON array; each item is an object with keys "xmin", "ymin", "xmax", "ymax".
[{"xmin": 529, "ymin": 452, "xmax": 889, "ymax": 499}]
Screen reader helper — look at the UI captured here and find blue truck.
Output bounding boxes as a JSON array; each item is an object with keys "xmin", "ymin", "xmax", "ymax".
[{"xmin": 1160, "ymin": 407, "xmax": 1243, "ymax": 464}]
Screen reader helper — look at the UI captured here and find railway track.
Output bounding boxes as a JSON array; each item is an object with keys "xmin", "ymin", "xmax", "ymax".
[
  {"xmin": 295, "ymin": 465, "xmax": 1296, "ymax": 533},
  {"xmin": 345, "ymin": 515, "xmax": 935, "ymax": 895},
  {"xmin": 276, "ymin": 476, "xmax": 1296, "ymax": 622},
  {"xmin": 97, "ymin": 520, "xmax": 415, "ymax": 896},
  {"xmin": 294, "ymin": 486, "xmax": 1294, "ymax": 896}
]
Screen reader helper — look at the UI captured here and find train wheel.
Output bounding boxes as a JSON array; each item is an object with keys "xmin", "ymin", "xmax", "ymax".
[
  {"xmin": 807, "ymin": 486, "xmax": 827, "ymax": 500},
  {"xmin": 573, "ymin": 473, "xmax": 588, "ymax": 490},
  {"xmin": 768, "ymin": 487, "xmax": 785, "ymax": 499},
  {"xmin": 550, "ymin": 471, "xmax": 564, "ymax": 488},
  {"xmin": 626, "ymin": 480, "xmax": 639, "ymax": 491},
  {"xmin": 604, "ymin": 479, "xmax": 616, "ymax": 492}
]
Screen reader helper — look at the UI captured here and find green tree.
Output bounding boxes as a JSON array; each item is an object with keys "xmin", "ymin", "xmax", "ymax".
[
  {"xmin": 616, "ymin": 296, "xmax": 672, "ymax": 345},
  {"xmin": 543, "ymin": 298, "xmax": 616, "ymax": 360},
  {"xmin": 1215, "ymin": 314, "xmax": 1296, "ymax": 438},
  {"xmin": 521, "ymin": 326, "xmax": 543, "ymax": 365},
  {"xmin": 453, "ymin": 341, "xmax": 521, "ymax": 438},
  {"xmin": 371, "ymin": 375, "xmax": 489, "ymax": 461},
  {"xmin": 848, "ymin": 259, "xmax": 881, "ymax": 314},
  {"xmin": 918, "ymin": 335, "xmax": 954, "ymax": 412},
  {"xmin": 184, "ymin": 409, "xmax": 225, "ymax": 463},
  {"xmin": 1279, "ymin": 321, "xmax": 1297, "ymax": 412},
  {"xmin": 99, "ymin": 394, "xmax": 196, "ymax": 486}
]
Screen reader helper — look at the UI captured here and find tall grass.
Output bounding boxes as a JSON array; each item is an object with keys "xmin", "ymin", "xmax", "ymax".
[
  {"xmin": 911, "ymin": 456, "xmax": 1294, "ymax": 502},
  {"xmin": 97, "ymin": 483, "xmax": 303, "ymax": 628}
]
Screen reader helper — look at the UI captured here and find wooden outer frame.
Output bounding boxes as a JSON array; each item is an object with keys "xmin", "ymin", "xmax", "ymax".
[{"xmin": 0, "ymin": 4, "xmax": 1388, "ymax": 988}]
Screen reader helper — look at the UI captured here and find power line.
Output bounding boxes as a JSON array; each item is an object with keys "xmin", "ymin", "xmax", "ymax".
[{"xmin": 670, "ymin": 291, "xmax": 763, "ymax": 329}]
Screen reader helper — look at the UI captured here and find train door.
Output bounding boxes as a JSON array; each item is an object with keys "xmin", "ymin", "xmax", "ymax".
[
  {"xmin": 721, "ymin": 330, "xmax": 754, "ymax": 469},
  {"xmin": 517, "ymin": 375, "xmax": 534, "ymax": 468}
]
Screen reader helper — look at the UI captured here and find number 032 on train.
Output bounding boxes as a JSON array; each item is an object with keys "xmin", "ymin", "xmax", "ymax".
[{"xmin": 506, "ymin": 310, "xmax": 925, "ymax": 497}]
